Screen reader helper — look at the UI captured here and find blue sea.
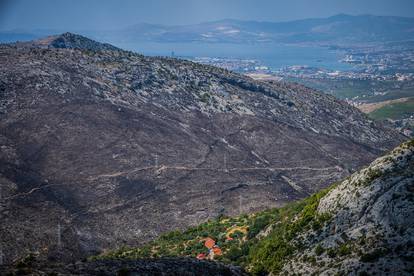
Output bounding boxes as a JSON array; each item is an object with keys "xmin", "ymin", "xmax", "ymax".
[{"xmin": 115, "ymin": 41, "xmax": 353, "ymax": 71}]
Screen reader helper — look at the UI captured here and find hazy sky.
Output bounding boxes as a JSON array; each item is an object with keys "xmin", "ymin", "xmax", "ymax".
[{"xmin": 1, "ymin": 0, "xmax": 414, "ymax": 30}]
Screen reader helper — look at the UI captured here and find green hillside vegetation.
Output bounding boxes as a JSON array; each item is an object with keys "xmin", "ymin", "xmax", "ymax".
[
  {"xmin": 367, "ymin": 87, "xmax": 414, "ymax": 103},
  {"xmin": 94, "ymin": 185, "xmax": 336, "ymax": 275},
  {"xmin": 369, "ymin": 97, "xmax": 414, "ymax": 120},
  {"xmin": 287, "ymin": 77, "xmax": 414, "ymax": 105}
]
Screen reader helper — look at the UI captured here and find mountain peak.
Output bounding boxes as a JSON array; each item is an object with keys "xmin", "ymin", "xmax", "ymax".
[
  {"xmin": 329, "ymin": 13, "xmax": 353, "ymax": 19},
  {"xmin": 31, "ymin": 32, "xmax": 120, "ymax": 51}
]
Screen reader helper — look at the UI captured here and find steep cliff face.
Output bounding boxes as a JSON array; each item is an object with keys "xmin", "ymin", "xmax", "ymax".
[
  {"xmin": 281, "ymin": 140, "xmax": 414, "ymax": 275},
  {"xmin": 0, "ymin": 33, "xmax": 403, "ymax": 263}
]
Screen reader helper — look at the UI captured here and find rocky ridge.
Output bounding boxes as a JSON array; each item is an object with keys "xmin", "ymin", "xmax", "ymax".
[{"xmin": 280, "ymin": 139, "xmax": 414, "ymax": 275}]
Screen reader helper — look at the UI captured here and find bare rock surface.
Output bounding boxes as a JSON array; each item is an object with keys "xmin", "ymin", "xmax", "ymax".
[
  {"xmin": 281, "ymin": 140, "xmax": 414, "ymax": 275},
  {"xmin": 0, "ymin": 33, "xmax": 403, "ymax": 263}
]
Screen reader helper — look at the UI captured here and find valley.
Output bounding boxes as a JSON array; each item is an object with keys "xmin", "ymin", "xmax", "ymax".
[
  {"xmin": 0, "ymin": 33, "xmax": 403, "ymax": 268},
  {"xmin": 93, "ymin": 139, "xmax": 413, "ymax": 275},
  {"xmin": 3, "ymin": 140, "xmax": 413, "ymax": 275}
]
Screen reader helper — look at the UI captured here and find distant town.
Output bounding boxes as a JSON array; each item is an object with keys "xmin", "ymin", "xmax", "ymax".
[{"xmin": 188, "ymin": 43, "xmax": 414, "ymax": 137}]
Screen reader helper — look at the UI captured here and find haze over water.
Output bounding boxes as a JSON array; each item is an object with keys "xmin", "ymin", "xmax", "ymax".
[{"xmin": 116, "ymin": 41, "xmax": 353, "ymax": 71}]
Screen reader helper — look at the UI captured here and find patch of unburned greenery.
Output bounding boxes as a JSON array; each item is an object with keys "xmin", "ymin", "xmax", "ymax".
[
  {"xmin": 247, "ymin": 185, "xmax": 335, "ymax": 275},
  {"xmin": 369, "ymin": 97, "xmax": 414, "ymax": 120},
  {"xmin": 93, "ymin": 208, "xmax": 279, "ymax": 264},
  {"xmin": 93, "ymin": 185, "xmax": 337, "ymax": 274}
]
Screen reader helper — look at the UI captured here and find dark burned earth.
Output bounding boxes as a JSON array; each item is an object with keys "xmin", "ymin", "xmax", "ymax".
[
  {"xmin": 0, "ymin": 257, "xmax": 247, "ymax": 276},
  {"xmin": 0, "ymin": 33, "xmax": 403, "ymax": 264}
]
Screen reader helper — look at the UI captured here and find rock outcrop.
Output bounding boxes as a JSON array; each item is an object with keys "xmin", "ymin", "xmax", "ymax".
[{"xmin": 281, "ymin": 140, "xmax": 414, "ymax": 275}]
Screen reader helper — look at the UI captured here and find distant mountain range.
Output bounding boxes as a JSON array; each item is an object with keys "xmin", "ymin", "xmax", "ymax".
[{"xmin": 2, "ymin": 14, "xmax": 414, "ymax": 46}]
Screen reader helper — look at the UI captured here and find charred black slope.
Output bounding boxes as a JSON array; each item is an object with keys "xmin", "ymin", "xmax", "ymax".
[
  {"xmin": 0, "ymin": 258, "xmax": 247, "ymax": 276},
  {"xmin": 0, "ymin": 33, "xmax": 403, "ymax": 263}
]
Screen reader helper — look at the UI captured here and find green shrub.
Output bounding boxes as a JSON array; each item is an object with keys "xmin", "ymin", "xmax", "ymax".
[
  {"xmin": 360, "ymin": 168, "xmax": 383, "ymax": 186},
  {"xmin": 248, "ymin": 214, "xmax": 273, "ymax": 239},
  {"xmin": 230, "ymin": 230, "xmax": 244, "ymax": 239},
  {"xmin": 315, "ymin": 244, "xmax": 325, "ymax": 256},
  {"xmin": 227, "ymin": 245, "xmax": 244, "ymax": 261},
  {"xmin": 338, "ymin": 244, "xmax": 351, "ymax": 256},
  {"xmin": 360, "ymin": 248, "xmax": 388, "ymax": 262},
  {"xmin": 200, "ymin": 93, "xmax": 211, "ymax": 103},
  {"xmin": 327, "ymin": 248, "xmax": 337, "ymax": 258}
]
